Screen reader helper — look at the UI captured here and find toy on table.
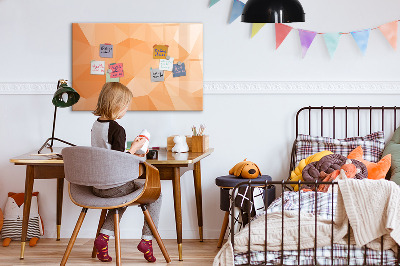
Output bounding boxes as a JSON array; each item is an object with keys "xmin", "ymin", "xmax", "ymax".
[
  {"xmin": 1, "ymin": 192, "xmax": 44, "ymax": 247},
  {"xmin": 172, "ymin": 135, "xmax": 189, "ymax": 153},
  {"xmin": 229, "ymin": 159, "xmax": 261, "ymax": 179}
]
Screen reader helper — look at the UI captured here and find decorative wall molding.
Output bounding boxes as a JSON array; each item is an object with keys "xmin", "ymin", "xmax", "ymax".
[
  {"xmin": 0, "ymin": 83, "xmax": 56, "ymax": 94},
  {"xmin": 203, "ymin": 81, "xmax": 400, "ymax": 94},
  {"xmin": 1, "ymin": 81, "xmax": 400, "ymax": 95}
]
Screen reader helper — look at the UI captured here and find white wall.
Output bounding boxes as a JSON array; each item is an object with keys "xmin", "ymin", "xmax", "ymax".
[{"xmin": 1, "ymin": 0, "xmax": 400, "ymax": 240}]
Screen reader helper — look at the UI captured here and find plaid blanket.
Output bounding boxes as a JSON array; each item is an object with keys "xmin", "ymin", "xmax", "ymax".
[
  {"xmin": 235, "ymin": 244, "xmax": 397, "ymax": 265},
  {"xmin": 234, "ymin": 191, "xmax": 397, "ymax": 265}
]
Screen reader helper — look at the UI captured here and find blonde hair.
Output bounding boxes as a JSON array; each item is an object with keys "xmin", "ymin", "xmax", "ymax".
[{"xmin": 93, "ymin": 82, "xmax": 133, "ymax": 120}]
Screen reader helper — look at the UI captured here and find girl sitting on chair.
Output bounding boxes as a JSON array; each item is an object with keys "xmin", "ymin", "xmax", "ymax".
[{"xmin": 91, "ymin": 82, "xmax": 162, "ymax": 263}]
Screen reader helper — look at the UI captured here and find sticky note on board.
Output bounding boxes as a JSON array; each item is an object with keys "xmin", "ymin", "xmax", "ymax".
[
  {"xmin": 159, "ymin": 57, "xmax": 174, "ymax": 71},
  {"xmin": 100, "ymin": 44, "xmax": 113, "ymax": 58},
  {"xmin": 153, "ymin": 45, "xmax": 169, "ymax": 59},
  {"xmin": 109, "ymin": 63, "xmax": 124, "ymax": 78},
  {"xmin": 150, "ymin": 68, "xmax": 165, "ymax": 82},
  {"xmin": 173, "ymin": 63, "xmax": 186, "ymax": 77},
  {"xmin": 106, "ymin": 72, "xmax": 120, "ymax": 82},
  {"xmin": 91, "ymin": 61, "xmax": 105, "ymax": 75}
]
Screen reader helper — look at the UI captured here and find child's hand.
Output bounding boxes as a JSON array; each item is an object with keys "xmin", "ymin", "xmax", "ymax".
[{"xmin": 129, "ymin": 137, "xmax": 147, "ymax": 154}]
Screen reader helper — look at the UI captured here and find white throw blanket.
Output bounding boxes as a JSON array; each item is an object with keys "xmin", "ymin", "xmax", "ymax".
[
  {"xmin": 214, "ymin": 179, "xmax": 400, "ymax": 266},
  {"xmin": 335, "ymin": 178, "xmax": 400, "ymax": 251}
]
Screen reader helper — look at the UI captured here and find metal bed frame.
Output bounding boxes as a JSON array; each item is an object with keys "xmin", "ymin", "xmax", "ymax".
[{"xmin": 230, "ymin": 106, "xmax": 400, "ymax": 266}]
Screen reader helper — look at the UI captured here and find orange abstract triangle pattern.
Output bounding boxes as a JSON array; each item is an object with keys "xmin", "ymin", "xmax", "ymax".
[{"xmin": 72, "ymin": 23, "xmax": 203, "ymax": 111}]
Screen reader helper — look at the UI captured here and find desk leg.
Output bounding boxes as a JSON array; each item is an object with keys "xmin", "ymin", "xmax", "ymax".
[
  {"xmin": 172, "ymin": 167, "xmax": 183, "ymax": 261},
  {"xmin": 20, "ymin": 165, "xmax": 34, "ymax": 259},
  {"xmin": 56, "ymin": 178, "xmax": 64, "ymax": 241},
  {"xmin": 193, "ymin": 161, "xmax": 203, "ymax": 242}
]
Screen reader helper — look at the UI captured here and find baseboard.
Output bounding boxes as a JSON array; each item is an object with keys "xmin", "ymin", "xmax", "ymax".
[{"xmin": 1, "ymin": 81, "xmax": 400, "ymax": 94}]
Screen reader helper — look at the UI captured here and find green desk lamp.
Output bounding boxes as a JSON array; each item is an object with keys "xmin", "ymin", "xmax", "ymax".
[{"xmin": 38, "ymin": 79, "xmax": 80, "ymax": 154}]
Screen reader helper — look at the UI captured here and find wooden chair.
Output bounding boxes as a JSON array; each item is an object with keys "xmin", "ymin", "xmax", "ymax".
[{"xmin": 60, "ymin": 146, "xmax": 171, "ymax": 265}]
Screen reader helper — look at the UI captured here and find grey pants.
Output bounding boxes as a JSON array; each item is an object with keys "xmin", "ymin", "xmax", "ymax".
[{"xmin": 92, "ymin": 180, "xmax": 162, "ymax": 240}]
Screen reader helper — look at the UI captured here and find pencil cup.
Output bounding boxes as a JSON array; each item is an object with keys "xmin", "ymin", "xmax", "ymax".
[{"xmin": 191, "ymin": 135, "xmax": 209, "ymax": 153}]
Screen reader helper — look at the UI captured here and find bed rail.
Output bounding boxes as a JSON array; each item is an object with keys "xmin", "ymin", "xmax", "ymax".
[
  {"xmin": 230, "ymin": 180, "xmax": 400, "ymax": 266},
  {"xmin": 289, "ymin": 106, "xmax": 400, "ymax": 182}
]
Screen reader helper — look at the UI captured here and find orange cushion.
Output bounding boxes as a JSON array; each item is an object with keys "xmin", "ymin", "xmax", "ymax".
[{"xmin": 348, "ymin": 146, "xmax": 391, "ymax": 180}]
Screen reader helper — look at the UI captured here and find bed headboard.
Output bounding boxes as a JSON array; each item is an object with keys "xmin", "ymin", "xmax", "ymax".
[{"xmin": 290, "ymin": 106, "xmax": 400, "ymax": 179}]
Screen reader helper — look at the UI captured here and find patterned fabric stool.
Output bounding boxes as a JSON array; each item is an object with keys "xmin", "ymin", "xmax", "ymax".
[{"xmin": 215, "ymin": 175, "xmax": 275, "ymax": 248}]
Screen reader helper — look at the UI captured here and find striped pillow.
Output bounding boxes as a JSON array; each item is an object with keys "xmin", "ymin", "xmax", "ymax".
[{"xmin": 294, "ymin": 131, "xmax": 385, "ymax": 166}]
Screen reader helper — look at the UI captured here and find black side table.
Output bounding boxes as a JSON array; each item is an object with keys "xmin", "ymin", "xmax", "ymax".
[{"xmin": 215, "ymin": 175, "xmax": 275, "ymax": 248}]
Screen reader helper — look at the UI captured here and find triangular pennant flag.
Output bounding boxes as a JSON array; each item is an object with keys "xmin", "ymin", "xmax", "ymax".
[
  {"xmin": 209, "ymin": 0, "xmax": 220, "ymax": 7},
  {"xmin": 251, "ymin": 23, "xmax": 266, "ymax": 38},
  {"xmin": 323, "ymin": 33, "xmax": 341, "ymax": 58},
  {"xmin": 275, "ymin": 23, "xmax": 293, "ymax": 49},
  {"xmin": 229, "ymin": 0, "xmax": 245, "ymax": 24},
  {"xmin": 351, "ymin": 29, "xmax": 370, "ymax": 55},
  {"xmin": 298, "ymin": 29, "xmax": 317, "ymax": 58},
  {"xmin": 378, "ymin": 21, "xmax": 398, "ymax": 50}
]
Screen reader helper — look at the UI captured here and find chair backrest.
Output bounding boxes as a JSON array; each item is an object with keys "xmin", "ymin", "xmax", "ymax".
[{"xmin": 62, "ymin": 146, "xmax": 145, "ymax": 187}]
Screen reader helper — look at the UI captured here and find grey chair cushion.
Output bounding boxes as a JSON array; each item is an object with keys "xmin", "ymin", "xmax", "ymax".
[
  {"xmin": 62, "ymin": 146, "xmax": 145, "ymax": 188},
  {"xmin": 69, "ymin": 180, "xmax": 145, "ymax": 208}
]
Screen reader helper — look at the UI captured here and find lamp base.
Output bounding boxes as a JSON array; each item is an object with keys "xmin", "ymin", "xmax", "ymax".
[{"xmin": 38, "ymin": 137, "xmax": 76, "ymax": 154}]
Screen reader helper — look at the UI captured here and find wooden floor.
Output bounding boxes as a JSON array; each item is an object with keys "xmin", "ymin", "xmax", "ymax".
[{"xmin": 0, "ymin": 239, "xmax": 222, "ymax": 265}]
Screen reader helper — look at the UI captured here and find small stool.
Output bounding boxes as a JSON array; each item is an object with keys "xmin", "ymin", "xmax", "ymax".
[{"xmin": 215, "ymin": 175, "xmax": 275, "ymax": 248}]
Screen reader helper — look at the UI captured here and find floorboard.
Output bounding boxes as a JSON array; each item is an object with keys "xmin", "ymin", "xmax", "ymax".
[{"xmin": 0, "ymin": 239, "xmax": 222, "ymax": 265}]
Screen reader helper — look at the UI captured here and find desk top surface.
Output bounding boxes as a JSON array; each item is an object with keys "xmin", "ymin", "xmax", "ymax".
[{"xmin": 10, "ymin": 147, "xmax": 214, "ymax": 166}]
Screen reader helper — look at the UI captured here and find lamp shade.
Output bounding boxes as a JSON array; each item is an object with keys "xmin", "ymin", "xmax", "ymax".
[
  {"xmin": 52, "ymin": 84, "xmax": 80, "ymax": 108},
  {"xmin": 241, "ymin": 0, "xmax": 305, "ymax": 23}
]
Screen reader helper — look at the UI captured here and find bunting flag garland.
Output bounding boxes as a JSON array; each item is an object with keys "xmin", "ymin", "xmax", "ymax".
[
  {"xmin": 351, "ymin": 29, "xmax": 370, "ymax": 55},
  {"xmin": 229, "ymin": 0, "xmax": 245, "ymax": 24},
  {"xmin": 298, "ymin": 29, "xmax": 317, "ymax": 58},
  {"xmin": 275, "ymin": 23, "xmax": 293, "ymax": 49},
  {"xmin": 378, "ymin": 21, "xmax": 398, "ymax": 50},
  {"xmin": 251, "ymin": 23, "xmax": 266, "ymax": 38},
  {"xmin": 209, "ymin": 0, "xmax": 220, "ymax": 8},
  {"xmin": 208, "ymin": 5, "xmax": 400, "ymax": 57},
  {"xmin": 323, "ymin": 33, "xmax": 341, "ymax": 58}
]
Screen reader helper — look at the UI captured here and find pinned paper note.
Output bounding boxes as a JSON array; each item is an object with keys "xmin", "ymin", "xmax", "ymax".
[
  {"xmin": 159, "ymin": 57, "xmax": 174, "ymax": 71},
  {"xmin": 153, "ymin": 45, "xmax": 169, "ymax": 59},
  {"xmin": 106, "ymin": 72, "xmax": 120, "ymax": 82},
  {"xmin": 109, "ymin": 63, "xmax": 124, "ymax": 78},
  {"xmin": 150, "ymin": 68, "xmax": 164, "ymax": 82},
  {"xmin": 100, "ymin": 44, "xmax": 113, "ymax": 58},
  {"xmin": 173, "ymin": 63, "xmax": 186, "ymax": 77},
  {"xmin": 90, "ymin": 61, "xmax": 105, "ymax": 75}
]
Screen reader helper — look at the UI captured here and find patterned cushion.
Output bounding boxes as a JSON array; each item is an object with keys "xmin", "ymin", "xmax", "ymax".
[{"xmin": 295, "ymin": 131, "xmax": 385, "ymax": 166}]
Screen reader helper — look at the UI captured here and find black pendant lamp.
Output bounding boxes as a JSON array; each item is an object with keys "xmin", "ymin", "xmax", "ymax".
[{"xmin": 242, "ymin": 0, "xmax": 305, "ymax": 23}]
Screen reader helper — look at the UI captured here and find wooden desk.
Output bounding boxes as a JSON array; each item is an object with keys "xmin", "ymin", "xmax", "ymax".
[{"xmin": 10, "ymin": 147, "xmax": 213, "ymax": 261}]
